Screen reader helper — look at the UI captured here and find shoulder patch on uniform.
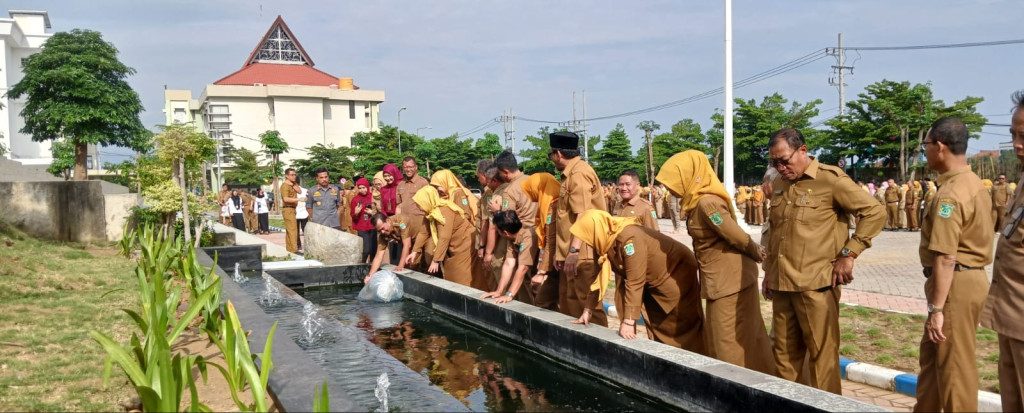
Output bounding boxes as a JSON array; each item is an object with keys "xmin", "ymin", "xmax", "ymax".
[
  {"xmin": 709, "ymin": 211, "xmax": 724, "ymax": 226},
  {"xmin": 545, "ymin": 213, "xmax": 552, "ymax": 225},
  {"xmin": 938, "ymin": 201, "xmax": 955, "ymax": 219},
  {"xmin": 502, "ymin": 198, "xmax": 510, "ymax": 209},
  {"xmin": 399, "ymin": 222, "xmax": 407, "ymax": 230},
  {"xmin": 624, "ymin": 242, "xmax": 636, "ymax": 256},
  {"xmin": 519, "ymin": 243, "xmax": 526, "ymax": 252},
  {"xmin": 650, "ymin": 210, "xmax": 658, "ymax": 220},
  {"xmin": 461, "ymin": 198, "xmax": 469, "ymax": 206}
]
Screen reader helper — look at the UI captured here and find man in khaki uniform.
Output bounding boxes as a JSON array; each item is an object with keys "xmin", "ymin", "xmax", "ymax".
[
  {"xmin": 993, "ymin": 174, "xmax": 1012, "ymax": 233},
  {"xmin": 905, "ymin": 181, "xmax": 921, "ymax": 231},
  {"xmin": 487, "ymin": 151, "xmax": 538, "ymax": 286},
  {"xmin": 981, "ymin": 94, "xmax": 1024, "ymax": 412},
  {"xmin": 482, "ymin": 210, "xmax": 538, "ymax": 305},
  {"xmin": 615, "ymin": 170, "xmax": 659, "ymax": 232},
  {"xmin": 280, "ymin": 168, "xmax": 302, "ymax": 253},
  {"xmin": 397, "ymin": 157, "xmax": 430, "ymax": 269},
  {"xmin": 765, "ymin": 128, "xmax": 885, "ymax": 394},
  {"xmin": 750, "ymin": 186, "xmax": 765, "ymax": 225},
  {"xmin": 548, "ymin": 131, "xmax": 609, "ymax": 327},
  {"xmin": 885, "ymin": 179, "xmax": 901, "ymax": 230},
  {"xmin": 915, "ymin": 117, "xmax": 994, "ymax": 412}
]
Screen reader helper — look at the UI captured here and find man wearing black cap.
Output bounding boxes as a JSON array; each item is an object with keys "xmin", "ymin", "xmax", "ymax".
[{"xmin": 548, "ymin": 131, "xmax": 610, "ymax": 327}]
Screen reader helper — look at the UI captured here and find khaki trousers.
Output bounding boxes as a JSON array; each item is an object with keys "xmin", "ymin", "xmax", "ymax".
[
  {"xmin": 994, "ymin": 205, "xmax": 1007, "ymax": 233},
  {"xmin": 915, "ymin": 269, "xmax": 989, "ymax": 412},
  {"xmin": 706, "ymin": 285, "xmax": 777, "ymax": 375},
  {"xmin": 531, "ymin": 270, "xmax": 560, "ymax": 311},
  {"xmin": 998, "ymin": 334, "xmax": 1024, "ymax": 413},
  {"xmin": 282, "ymin": 208, "xmax": 298, "ymax": 253},
  {"xmin": 886, "ymin": 203, "xmax": 899, "ymax": 229},
  {"xmin": 752, "ymin": 203, "xmax": 764, "ymax": 225},
  {"xmin": 772, "ymin": 287, "xmax": 842, "ymax": 394},
  {"xmin": 558, "ymin": 259, "xmax": 608, "ymax": 327},
  {"xmin": 905, "ymin": 206, "xmax": 918, "ymax": 230}
]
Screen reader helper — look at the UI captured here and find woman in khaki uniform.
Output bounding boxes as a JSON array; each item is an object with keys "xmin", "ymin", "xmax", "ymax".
[
  {"xmin": 905, "ymin": 181, "xmax": 921, "ymax": 231},
  {"xmin": 521, "ymin": 172, "xmax": 561, "ymax": 310},
  {"xmin": 430, "ymin": 169, "xmax": 479, "ymax": 227},
  {"xmin": 412, "ymin": 185, "xmax": 476, "ymax": 287},
  {"xmin": 657, "ymin": 150, "xmax": 775, "ymax": 374},
  {"xmin": 569, "ymin": 209, "xmax": 705, "ymax": 353}
]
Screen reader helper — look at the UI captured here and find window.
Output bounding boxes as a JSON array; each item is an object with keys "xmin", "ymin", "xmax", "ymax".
[
  {"xmin": 349, "ymin": 101, "xmax": 356, "ymax": 119},
  {"xmin": 365, "ymin": 103, "xmax": 372, "ymax": 128},
  {"xmin": 172, "ymin": 108, "xmax": 186, "ymax": 123},
  {"xmin": 207, "ymin": 104, "xmax": 231, "ymax": 130}
]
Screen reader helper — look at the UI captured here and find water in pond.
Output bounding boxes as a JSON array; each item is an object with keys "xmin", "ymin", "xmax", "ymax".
[{"xmin": 234, "ymin": 271, "xmax": 677, "ymax": 412}]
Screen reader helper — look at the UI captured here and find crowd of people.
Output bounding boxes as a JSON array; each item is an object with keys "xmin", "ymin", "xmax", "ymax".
[{"xmin": 218, "ymin": 91, "xmax": 1024, "ymax": 412}]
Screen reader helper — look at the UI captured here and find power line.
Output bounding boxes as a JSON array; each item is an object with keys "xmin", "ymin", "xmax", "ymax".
[
  {"xmin": 456, "ymin": 118, "xmax": 500, "ymax": 138},
  {"xmin": 518, "ymin": 49, "xmax": 828, "ymax": 124},
  {"xmin": 845, "ymin": 38, "xmax": 1024, "ymax": 51}
]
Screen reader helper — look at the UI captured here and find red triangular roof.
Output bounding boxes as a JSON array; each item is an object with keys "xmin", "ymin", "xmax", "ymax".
[{"xmin": 214, "ymin": 16, "xmax": 355, "ymax": 87}]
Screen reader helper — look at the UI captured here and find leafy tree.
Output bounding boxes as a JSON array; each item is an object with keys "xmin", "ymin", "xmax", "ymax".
[
  {"xmin": 47, "ymin": 138, "xmax": 76, "ymax": 180},
  {"xmin": 650, "ymin": 119, "xmax": 708, "ymax": 169},
  {"xmin": 259, "ymin": 130, "xmax": 288, "ymax": 209},
  {"xmin": 351, "ymin": 125, "xmax": 426, "ymax": 176},
  {"xmin": 705, "ymin": 112, "xmax": 726, "ymax": 175},
  {"xmin": 732, "ymin": 93, "xmax": 822, "ymax": 182},
  {"xmin": 827, "ymin": 80, "xmax": 986, "ymax": 181},
  {"xmin": 592, "ymin": 124, "xmax": 639, "ymax": 183},
  {"xmin": 224, "ymin": 148, "xmax": 269, "ymax": 187},
  {"xmin": 154, "ymin": 124, "xmax": 215, "ymax": 187},
  {"xmin": 414, "ymin": 134, "xmax": 478, "ymax": 183},
  {"xmin": 7, "ymin": 29, "xmax": 147, "ymax": 180},
  {"xmin": 473, "ymin": 132, "xmax": 504, "ymax": 161},
  {"xmin": 293, "ymin": 144, "xmax": 355, "ymax": 182},
  {"xmin": 519, "ymin": 127, "xmax": 556, "ymax": 175},
  {"xmin": 636, "ymin": 121, "xmax": 661, "ymax": 184},
  {"xmin": 103, "ymin": 159, "xmax": 138, "ymax": 191}
]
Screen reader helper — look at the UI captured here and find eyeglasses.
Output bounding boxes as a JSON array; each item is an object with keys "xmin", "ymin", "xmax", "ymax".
[
  {"xmin": 920, "ymin": 140, "xmax": 938, "ymax": 150},
  {"xmin": 770, "ymin": 150, "xmax": 798, "ymax": 167}
]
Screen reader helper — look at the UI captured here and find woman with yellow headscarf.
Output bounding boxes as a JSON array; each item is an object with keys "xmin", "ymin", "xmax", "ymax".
[
  {"xmin": 430, "ymin": 169, "xmax": 479, "ymax": 226},
  {"xmin": 654, "ymin": 150, "xmax": 775, "ymax": 374},
  {"xmin": 520, "ymin": 172, "xmax": 561, "ymax": 310},
  {"xmin": 411, "ymin": 185, "xmax": 476, "ymax": 287},
  {"xmin": 905, "ymin": 180, "xmax": 922, "ymax": 231},
  {"xmin": 569, "ymin": 209, "xmax": 705, "ymax": 352}
]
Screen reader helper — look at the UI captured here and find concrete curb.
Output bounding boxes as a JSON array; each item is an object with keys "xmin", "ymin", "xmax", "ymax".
[{"xmin": 839, "ymin": 356, "xmax": 1002, "ymax": 412}]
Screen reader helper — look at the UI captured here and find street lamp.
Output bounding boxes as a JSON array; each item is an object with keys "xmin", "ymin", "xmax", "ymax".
[
  {"xmin": 397, "ymin": 107, "xmax": 407, "ymax": 155},
  {"xmin": 416, "ymin": 126, "xmax": 432, "ymax": 136}
]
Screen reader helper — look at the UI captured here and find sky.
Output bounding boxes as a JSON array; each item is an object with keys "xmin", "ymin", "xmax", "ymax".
[{"xmin": 10, "ymin": 0, "xmax": 1022, "ymax": 162}]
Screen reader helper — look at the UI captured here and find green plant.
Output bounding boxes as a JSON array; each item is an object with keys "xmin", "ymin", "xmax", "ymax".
[
  {"xmin": 179, "ymin": 246, "xmax": 222, "ymax": 332},
  {"xmin": 119, "ymin": 222, "xmax": 138, "ymax": 258},
  {"xmin": 205, "ymin": 301, "xmax": 278, "ymax": 412},
  {"xmin": 313, "ymin": 381, "xmax": 330, "ymax": 412}
]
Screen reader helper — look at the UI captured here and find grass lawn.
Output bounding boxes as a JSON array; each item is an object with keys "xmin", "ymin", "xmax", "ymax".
[
  {"xmin": 757, "ymin": 299, "xmax": 1000, "ymax": 393},
  {"xmin": 0, "ymin": 222, "xmax": 138, "ymax": 411}
]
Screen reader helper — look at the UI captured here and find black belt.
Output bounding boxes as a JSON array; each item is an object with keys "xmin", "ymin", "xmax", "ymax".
[{"xmin": 923, "ymin": 264, "xmax": 985, "ymax": 278}]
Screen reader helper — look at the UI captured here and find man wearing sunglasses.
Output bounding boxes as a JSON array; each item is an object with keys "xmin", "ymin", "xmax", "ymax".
[{"xmin": 763, "ymin": 128, "xmax": 885, "ymax": 394}]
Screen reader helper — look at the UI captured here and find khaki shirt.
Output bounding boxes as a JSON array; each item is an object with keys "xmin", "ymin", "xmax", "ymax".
[
  {"xmin": 982, "ymin": 172, "xmax": 1024, "ymax": 340},
  {"xmin": 688, "ymin": 196, "xmax": 761, "ymax": 299},
  {"xmin": 766, "ymin": 159, "xmax": 885, "ymax": 292},
  {"xmin": 606, "ymin": 225, "xmax": 698, "ymax": 320},
  {"xmin": 905, "ymin": 186, "xmax": 919, "ymax": 209},
  {"xmin": 397, "ymin": 175, "xmax": 429, "ymax": 217},
  {"xmin": 918, "ymin": 166, "xmax": 994, "ymax": 268},
  {"xmin": 376, "ymin": 215, "xmax": 407, "ymax": 252},
  {"xmin": 433, "ymin": 207, "xmax": 474, "ymax": 259},
  {"xmin": 505, "ymin": 228, "xmax": 538, "ymax": 268},
  {"xmin": 555, "ymin": 157, "xmax": 608, "ymax": 261},
  {"xmin": 616, "ymin": 196, "xmax": 659, "ymax": 232},
  {"xmin": 487, "ymin": 183, "xmax": 510, "ymax": 258},
  {"xmin": 280, "ymin": 181, "xmax": 298, "ymax": 209},
  {"xmin": 751, "ymin": 188, "xmax": 764, "ymax": 204},
  {"xmin": 450, "ymin": 190, "xmax": 476, "ymax": 227},
  {"xmin": 993, "ymin": 182, "xmax": 1012, "ymax": 207},
  {"xmin": 885, "ymin": 186, "xmax": 900, "ymax": 204},
  {"xmin": 497, "ymin": 174, "xmax": 538, "ymax": 228}
]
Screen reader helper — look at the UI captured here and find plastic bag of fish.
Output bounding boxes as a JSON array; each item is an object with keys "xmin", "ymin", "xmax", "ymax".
[{"xmin": 358, "ymin": 270, "xmax": 404, "ymax": 302}]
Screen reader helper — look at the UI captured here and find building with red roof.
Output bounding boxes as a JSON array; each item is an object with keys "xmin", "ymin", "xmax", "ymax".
[{"xmin": 163, "ymin": 16, "xmax": 385, "ymax": 187}]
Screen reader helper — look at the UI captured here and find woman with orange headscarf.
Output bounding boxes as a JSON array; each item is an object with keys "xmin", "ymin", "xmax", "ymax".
[
  {"xmin": 521, "ymin": 172, "xmax": 561, "ymax": 310},
  {"xmin": 430, "ymin": 169, "xmax": 479, "ymax": 226},
  {"xmin": 655, "ymin": 150, "xmax": 775, "ymax": 374},
  {"xmin": 569, "ymin": 209, "xmax": 704, "ymax": 352},
  {"xmin": 411, "ymin": 185, "xmax": 476, "ymax": 286}
]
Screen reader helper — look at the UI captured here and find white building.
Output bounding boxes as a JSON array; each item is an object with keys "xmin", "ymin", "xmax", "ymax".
[
  {"xmin": 0, "ymin": 10, "xmax": 53, "ymax": 165},
  {"xmin": 165, "ymin": 16, "xmax": 385, "ymax": 188}
]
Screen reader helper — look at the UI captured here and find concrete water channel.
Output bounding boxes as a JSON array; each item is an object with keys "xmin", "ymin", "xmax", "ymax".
[{"xmin": 199, "ymin": 245, "xmax": 884, "ymax": 412}]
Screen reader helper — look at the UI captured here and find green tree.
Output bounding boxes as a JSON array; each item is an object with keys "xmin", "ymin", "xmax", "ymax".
[
  {"xmin": 259, "ymin": 130, "xmax": 288, "ymax": 210},
  {"xmin": 650, "ymin": 119, "xmax": 707, "ymax": 170},
  {"xmin": 827, "ymin": 80, "xmax": 986, "ymax": 181},
  {"xmin": 414, "ymin": 134, "xmax": 478, "ymax": 183},
  {"xmin": 592, "ymin": 124, "xmax": 639, "ymax": 183},
  {"xmin": 153, "ymin": 124, "xmax": 215, "ymax": 243},
  {"xmin": 636, "ymin": 121, "xmax": 661, "ymax": 185},
  {"xmin": 7, "ymin": 29, "xmax": 148, "ymax": 180},
  {"xmin": 732, "ymin": 93, "xmax": 822, "ymax": 182},
  {"xmin": 473, "ymin": 132, "xmax": 504, "ymax": 161},
  {"xmin": 224, "ymin": 148, "xmax": 270, "ymax": 187},
  {"xmin": 351, "ymin": 125, "xmax": 426, "ymax": 175},
  {"xmin": 519, "ymin": 127, "xmax": 556, "ymax": 175},
  {"xmin": 293, "ymin": 144, "xmax": 355, "ymax": 182},
  {"xmin": 47, "ymin": 138, "xmax": 76, "ymax": 180}
]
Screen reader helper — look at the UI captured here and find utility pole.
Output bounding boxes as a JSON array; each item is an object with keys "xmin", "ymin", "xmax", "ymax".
[
  {"xmin": 581, "ymin": 90, "xmax": 588, "ymax": 161},
  {"xmin": 500, "ymin": 109, "xmax": 516, "ymax": 151},
  {"xmin": 397, "ymin": 107, "xmax": 407, "ymax": 154},
  {"xmin": 827, "ymin": 33, "xmax": 853, "ymax": 116},
  {"xmin": 645, "ymin": 128, "xmax": 655, "ymax": 200},
  {"xmin": 723, "ymin": 0, "xmax": 735, "ymax": 200}
]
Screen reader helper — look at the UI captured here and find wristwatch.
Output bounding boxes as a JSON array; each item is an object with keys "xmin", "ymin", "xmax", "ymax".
[
  {"xmin": 568, "ymin": 246, "xmax": 579, "ymax": 254},
  {"xmin": 839, "ymin": 247, "xmax": 858, "ymax": 259},
  {"xmin": 505, "ymin": 291, "xmax": 514, "ymax": 298},
  {"xmin": 927, "ymin": 304, "xmax": 943, "ymax": 314}
]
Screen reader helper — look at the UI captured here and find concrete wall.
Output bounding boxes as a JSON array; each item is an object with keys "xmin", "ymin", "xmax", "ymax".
[{"xmin": 0, "ymin": 180, "xmax": 136, "ymax": 243}]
